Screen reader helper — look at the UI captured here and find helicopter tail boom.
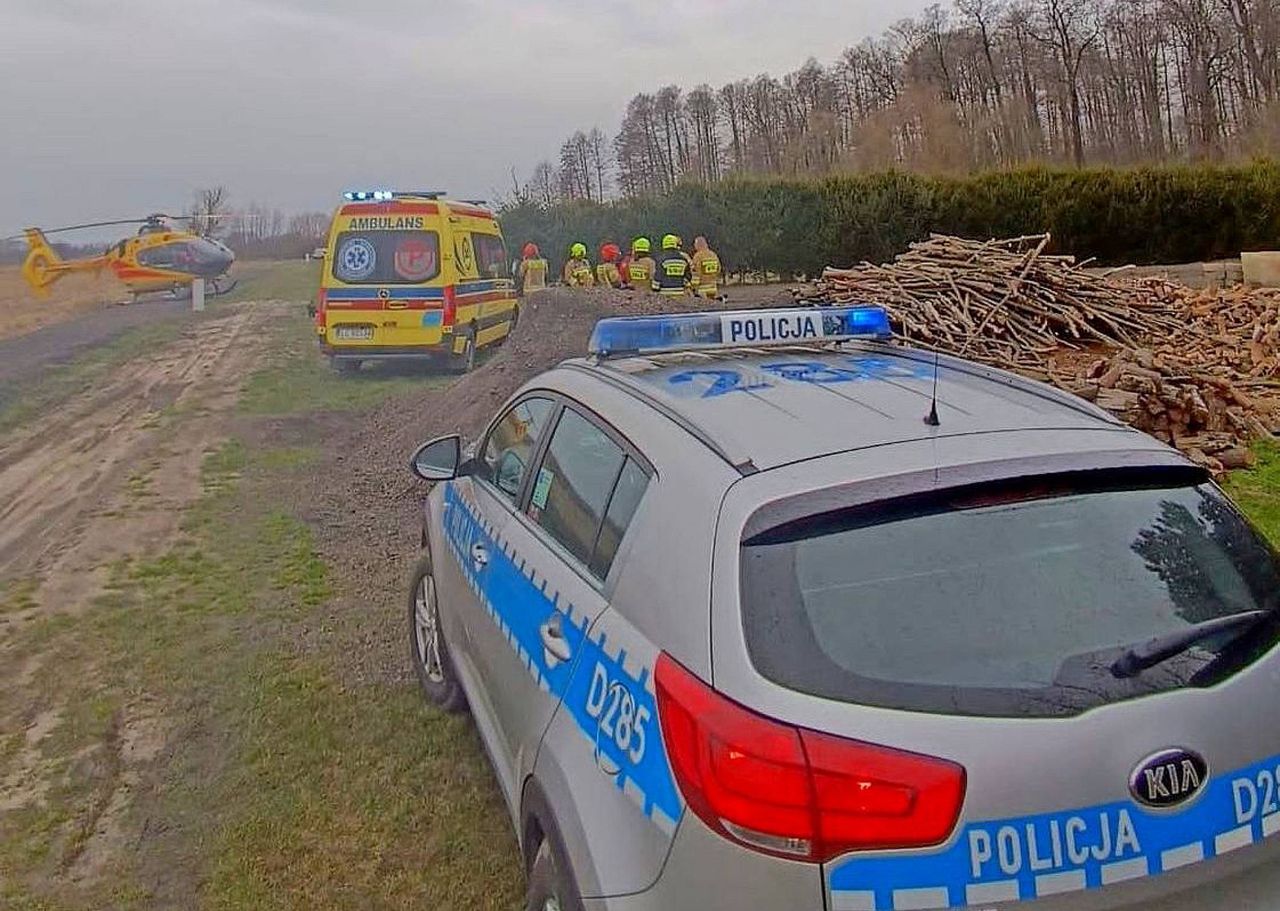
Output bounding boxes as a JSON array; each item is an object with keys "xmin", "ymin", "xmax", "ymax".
[{"xmin": 21, "ymin": 228, "xmax": 105, "ymax": 297}]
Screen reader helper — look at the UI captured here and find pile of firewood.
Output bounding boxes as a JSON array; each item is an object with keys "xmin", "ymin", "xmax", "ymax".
[{"xmin": 806, "ymin": 234, "xmax": 1280, "ymax": 468}]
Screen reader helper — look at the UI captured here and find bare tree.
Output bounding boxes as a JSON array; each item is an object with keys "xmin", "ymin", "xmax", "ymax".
[
  {"xmin": 189, "ymin": 186, "xmax": 228, "ymax": 238},
  {"xmin": 536, "ymin": 0, "xmax": 1277, "ymax": 198},
  {"xmin": 1027, "ymin": 0, "xmax": 1104, "ymax": 164}
]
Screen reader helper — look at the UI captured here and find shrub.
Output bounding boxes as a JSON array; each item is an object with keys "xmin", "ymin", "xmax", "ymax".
[{"xmin": 499, "ymin": 161, "xmax": 1280, "ymax": 277}]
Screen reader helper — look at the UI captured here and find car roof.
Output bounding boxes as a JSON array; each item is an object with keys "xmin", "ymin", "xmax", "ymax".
[{"xmin": 558, "ymin": 342, "xmax": 1152, "ymax": 473}]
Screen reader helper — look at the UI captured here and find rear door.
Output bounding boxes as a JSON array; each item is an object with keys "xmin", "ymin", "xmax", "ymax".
[
  {"xmin": 323, "ymin": 203, "xmax": 446, "ymax": 348},
  {"xmin": 714, "ymin": 468, "xmax": 1280, "ymax": 911},
  {"xmin": 471, "ymin": 402, "xmax": 647, "ymax": 788}
]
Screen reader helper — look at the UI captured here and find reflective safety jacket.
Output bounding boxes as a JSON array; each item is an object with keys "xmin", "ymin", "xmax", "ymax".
[
  {"xmin": 690, "ymin": 248, "xmax": 722, "ymax": 297},
  {"xmin": 595, "ymin": 261, "xmax": 622, "ymax": 288},
  {"xmin": 563, "ymin": 258, "xmax": 595, "ymax": 287},
  {"xmin": 653, "ymin": 250, "xmax": 692, "ymax": 295},
  {"xmin": 520, "ymin": 257, "xmax": 549, "ymax": 292},
  {"xmin": 626, "ymin": 256, "xmax": 656, "ymax": 291}
]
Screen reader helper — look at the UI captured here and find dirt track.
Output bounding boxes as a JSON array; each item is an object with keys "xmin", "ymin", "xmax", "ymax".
[
  {"xmin": 0, "ymin": 303, "xmax": 271, "ymax": 647},
  {"xmin": 0, "ymin": 296, "xmax": 196, "ymax": 406}
]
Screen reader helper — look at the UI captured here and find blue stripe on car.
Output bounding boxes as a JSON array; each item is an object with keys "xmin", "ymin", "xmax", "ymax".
[
  {"xmin": 829, "ymin": 751, "xmax": 1280, "ymax": 910},
  {"xmin": 441, "ymin": 483, "xmax": 683, "ymax": 832}
]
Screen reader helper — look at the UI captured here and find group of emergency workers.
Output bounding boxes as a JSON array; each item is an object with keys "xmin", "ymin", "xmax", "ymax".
[{"xmin": 516, "ymin": 234, "xmax": 723, "ymax": 299}]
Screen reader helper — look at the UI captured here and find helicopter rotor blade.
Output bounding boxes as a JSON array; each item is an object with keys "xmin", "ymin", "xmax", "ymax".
[
  {"xmin": 3, "ymin": 212, "xmax": 267, "ymax": 244},
  {"xmin": 16, "ymin": 218, "xmax": 153, "ymax": 239},
  {"xmin": 166, "ymin": 213, "xmax": 259, "ymax": 221}
]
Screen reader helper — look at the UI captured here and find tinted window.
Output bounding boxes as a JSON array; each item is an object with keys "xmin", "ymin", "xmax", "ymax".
[
  {"xmin": 472, "ymin": 234, "xmax": 509, "ymax": 279},
  {"xmin": 478, "ymin": 397, "xmax": 555, "ymax": 501},
  {"xmin": 741, "ymin": 481, "xmax": 1280, "ymax": 718},
  {"xmin": 528, "ymin": 410, "xmax": 626, "ymax": 571},
  {"xmin": 331, "ymin": 230, "xmax": 440, "ymax": 284},
  {"xmin": 137, "ymin": 244, "xmax": 176, "ymax": 267},
  {"xmin": 590, "ymin": 458, "xmax": 650, "ymax": 578}
]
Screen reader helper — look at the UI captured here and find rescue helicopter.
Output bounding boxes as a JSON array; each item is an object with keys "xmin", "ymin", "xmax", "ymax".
[{"xmin": 10, "ymin": 214, "xmax": 238, "ymax": 301}]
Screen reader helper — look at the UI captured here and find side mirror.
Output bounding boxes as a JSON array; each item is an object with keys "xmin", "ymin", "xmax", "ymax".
[{"xmin": 410, "ymin": 434, "xmax": 462, "ymax": 481}]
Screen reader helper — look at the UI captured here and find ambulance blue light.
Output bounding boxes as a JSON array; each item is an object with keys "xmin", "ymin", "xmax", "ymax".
[
  {"xmin": 588, "ymin": 306, "xmax": 892, "ymax": 357},
  {"xmin": 343, "ymin": 190, "xmax": 395, "ymax": 202}
]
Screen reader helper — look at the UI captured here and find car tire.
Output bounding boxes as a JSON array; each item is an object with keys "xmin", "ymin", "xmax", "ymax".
[
  {"xmin": 408, "ymin": 553, "xmax": 466, "ymax": 713},
  {"xmin": 453, "ymin": 325, "xmax": 478, "ymax": 373},
  {"xmin": 524, "ymin": 837, "xmax": 582, "ymax": 911}
]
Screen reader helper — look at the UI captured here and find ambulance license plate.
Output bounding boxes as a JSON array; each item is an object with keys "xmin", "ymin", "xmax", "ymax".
[{"xmin": 334, "ymin": 326, "xmax": 373, "ymax": 340}]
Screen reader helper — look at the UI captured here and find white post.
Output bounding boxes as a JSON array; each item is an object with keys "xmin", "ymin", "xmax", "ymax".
[{"xmin": 192, "ymin": 278, "xmax": 206, "ymax": 312}]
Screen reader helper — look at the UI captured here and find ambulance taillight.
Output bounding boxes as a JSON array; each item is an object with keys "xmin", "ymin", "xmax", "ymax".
[{"xmin": 442, "ymin": 285, "xmax": 457, "ymax": 329}]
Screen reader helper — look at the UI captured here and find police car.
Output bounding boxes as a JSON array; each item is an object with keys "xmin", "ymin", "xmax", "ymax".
[{"xmin": 406, "ymin": 305, "xmax": 1280, "ymax": 911}]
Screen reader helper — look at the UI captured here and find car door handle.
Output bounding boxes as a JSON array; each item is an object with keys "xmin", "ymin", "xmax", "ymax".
[
  {"xmin": 539, "ymin": 615, "xmax": 572, "ymax": 669},
  {"xmin": 470, "ymin": 542, "xmax": 489, "ymax": 571}
]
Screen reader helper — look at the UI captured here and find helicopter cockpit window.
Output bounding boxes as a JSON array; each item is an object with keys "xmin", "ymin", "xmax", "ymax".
[{"xmin": 138, "ymin": 244, "xmax": 177, "ymax": 268}]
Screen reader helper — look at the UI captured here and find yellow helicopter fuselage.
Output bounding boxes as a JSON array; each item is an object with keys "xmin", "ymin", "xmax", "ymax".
[{"xmin": 22, "ymin": 225, "xmax": 235, "ymax": 298}]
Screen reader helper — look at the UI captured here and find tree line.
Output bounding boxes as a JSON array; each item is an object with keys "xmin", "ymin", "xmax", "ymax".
[
  {"xmin": 511, "ymin": 0, "xmax": 1280, "ymax": 202},
  {"xmin": 188, "ymin": 187, "xmax": 329, "ymax": 260},
  {"xmin": 222, "ymin": 203, "xmax": 329, "ymax": 260}
]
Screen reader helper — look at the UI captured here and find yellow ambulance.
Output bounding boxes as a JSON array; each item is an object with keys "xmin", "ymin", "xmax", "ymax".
[{"xmin": 316, "ymin": 191, "xmax": 518, "ymax": 372}]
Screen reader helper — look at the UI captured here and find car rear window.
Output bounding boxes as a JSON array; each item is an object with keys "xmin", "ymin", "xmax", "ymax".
[
  {"xmin": 331, "ymin": 230, "xmax": 440, "ymax": 284},
  {"xmin": 740, "ymin": 479, "xmax": 1280, "ymax": 718}
]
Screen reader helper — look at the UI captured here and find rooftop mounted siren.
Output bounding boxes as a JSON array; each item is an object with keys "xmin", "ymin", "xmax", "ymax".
[{"xmin": 587, "ymin": 306, "xmax": 892, "ymax": 359}]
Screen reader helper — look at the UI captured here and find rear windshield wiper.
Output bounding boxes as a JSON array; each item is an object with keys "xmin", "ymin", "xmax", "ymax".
[{"xmin": 1111, "ymin": 611, "xmax": 1268, "ymax": 679}]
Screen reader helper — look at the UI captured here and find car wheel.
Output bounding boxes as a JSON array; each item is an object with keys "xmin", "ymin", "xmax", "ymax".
[
  {"xmin": 524, "ymin": 838, "xmax": 581, "ymax": 911},
  {"xmin": 453, "ymin": 326, "xmax": 478, "ymax": 373},
  {"xmin": 408, "ymin": 554, "xmax": 466, "ymax": 712}
]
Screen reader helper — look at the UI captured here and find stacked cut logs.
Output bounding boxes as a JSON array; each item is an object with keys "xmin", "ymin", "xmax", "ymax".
[{"xmin": 806, "ymin": 234, "xmax": 1280, "ymax": 469}]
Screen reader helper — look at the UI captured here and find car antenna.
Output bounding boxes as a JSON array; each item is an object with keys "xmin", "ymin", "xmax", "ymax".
[{"xmin": 923, "ymin": 349, "xmax": 941, "ymax": 427}]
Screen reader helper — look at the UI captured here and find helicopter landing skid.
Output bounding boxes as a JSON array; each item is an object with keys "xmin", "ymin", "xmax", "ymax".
[{"xmin": 164, "ymin": 277, "xmax": 239, "ymax": 301}]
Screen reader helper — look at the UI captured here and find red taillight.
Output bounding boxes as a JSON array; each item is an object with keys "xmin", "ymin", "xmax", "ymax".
[
  {"xmin": 442, "ymin": 285, "xmax": 457, "ymax": 328},
  {"xmin": 315, "ymin": 288, "xmax": 327, "ymax": 329},
  {"xmin": 654, "ymin": 653, "xmax": 966, "ymax": 862}
]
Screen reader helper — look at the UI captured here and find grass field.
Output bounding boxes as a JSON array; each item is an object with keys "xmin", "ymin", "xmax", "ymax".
[
  {"xmin": 0, "ymin": 257, "xmax": 321, "ymax": 346},
  {"xmin": 0, "ymin": 264, "xmax": 122, "ymax": 341},
  {"xmin": 1223, "ymin": 441, "xmax": 1280, "ymax": 543},
  {"xmin": 224, "ymin": 259, "xmax": 321, "ymax": 304}
]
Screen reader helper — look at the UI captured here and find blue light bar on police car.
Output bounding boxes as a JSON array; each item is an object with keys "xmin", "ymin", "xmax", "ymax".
[{"xmin": 588, "ymin": 306, "xmax": 892, "ymax": 357}]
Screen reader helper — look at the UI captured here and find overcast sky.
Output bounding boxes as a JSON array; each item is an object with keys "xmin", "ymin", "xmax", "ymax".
[{"xmin": 1, "ymin": 0, "xmax": 929, "ymax": 238}]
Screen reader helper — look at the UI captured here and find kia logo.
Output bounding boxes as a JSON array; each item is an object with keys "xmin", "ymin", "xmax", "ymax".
[{"xmin": 1129, "ymin": 748, "xmax": 1209, "ymax": 809}]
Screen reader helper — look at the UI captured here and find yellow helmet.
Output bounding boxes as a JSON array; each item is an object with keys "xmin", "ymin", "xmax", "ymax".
[
  {"xmin": 662, "ymin": 234, "xmax": 680, "ymax": 250},
  {"xmin": 632, "ymin": 236, "xmax": 651, "ymax": 254},
  {"xmin": 570, "ymin": 242, "xmax": 587, "ymax": 259}
]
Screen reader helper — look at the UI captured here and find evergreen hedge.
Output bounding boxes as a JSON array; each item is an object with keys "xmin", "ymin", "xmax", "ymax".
[{"xmin": 499, "ymin": 161, "xmax": 1280, "ymax": 277}]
